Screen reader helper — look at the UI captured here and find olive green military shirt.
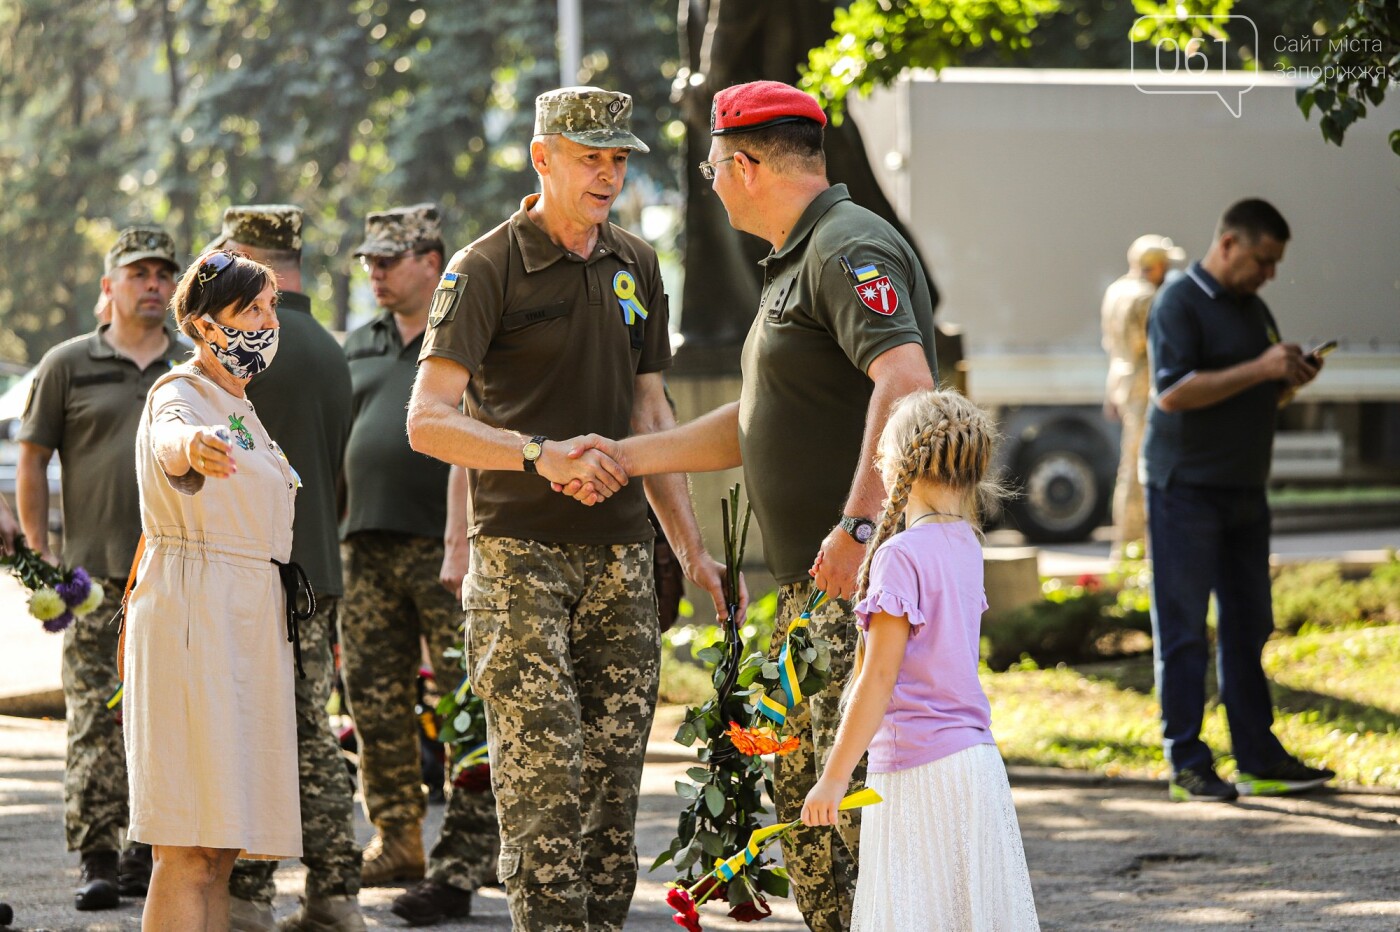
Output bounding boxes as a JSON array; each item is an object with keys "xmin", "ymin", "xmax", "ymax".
[
  {"xmin": 738, "ymin": 184, "xmax": 938, "ymax": 584},
  {"xmin": 246, "ymin": 291, "xmax": 352, "ymax": 596},
  {"xmin": 18, "ymin": 324, "xmax": 186, "ymax": 578},
  {"xmin": 342, "ymin": 313, "xmax": 450, "ymax": 541},
  {"xmin": 419, "ymin": 195, "xmax": 672, "ymax": 545}
]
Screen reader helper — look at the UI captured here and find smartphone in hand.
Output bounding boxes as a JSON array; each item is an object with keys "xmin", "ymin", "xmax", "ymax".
[{"xmin": 1307, "ymin": 339, "xmax": 1338, "ymax": 364}]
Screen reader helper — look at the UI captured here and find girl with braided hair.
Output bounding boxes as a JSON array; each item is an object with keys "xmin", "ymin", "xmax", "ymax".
[{"xmin": 802, "ymin": 389, "xmax": 1039, "ymax": 930}]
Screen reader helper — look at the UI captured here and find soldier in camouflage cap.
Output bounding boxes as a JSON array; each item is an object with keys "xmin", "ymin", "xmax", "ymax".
[
  {"xmin": 103, "ymin": 226, "xmax": 179, "ymax": 274},
  {"xmin": 208, "ymin": 204, "xmax": 303, "ymax": 253},
  {"xmin": 533, "ymin": 86, "xmax": 650, "ymax": 152},
  {"xmin": 338, "ymin": 202, "xmax": 500, "ymax": 925},
  {"xmin": 18, "ymin": 223, "xmax": 185, "ymax": 910},
  {"xmin": 354, "ymin": 203, "xmax": 444, "ymax": 258},
  {"xmin": 404, "ymin": 81, "xmax": 733, "ymax": 930}
]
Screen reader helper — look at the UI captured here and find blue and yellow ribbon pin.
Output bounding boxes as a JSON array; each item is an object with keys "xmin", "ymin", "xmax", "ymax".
[{"xmin": 613, "ymin": 271, "xmax": 649, "ymax": 325}]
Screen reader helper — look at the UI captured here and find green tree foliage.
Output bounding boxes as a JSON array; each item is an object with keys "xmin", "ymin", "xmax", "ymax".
[
  {"xmin": 1296, "ymin": 0, "xmax": 1400, "ymax": 155},
  {"xmin": 0, "ymin": 0, "xmax": 677, "ymax": 360},
  {"xmin": 800, "ymin": 0, "xmax": 1061, "ymax": 116}
]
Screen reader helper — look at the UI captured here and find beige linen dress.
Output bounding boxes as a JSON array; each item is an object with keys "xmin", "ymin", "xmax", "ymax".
[{"xmin": 124, "ymin": 366, "xmax": 302, "ymax": 858}]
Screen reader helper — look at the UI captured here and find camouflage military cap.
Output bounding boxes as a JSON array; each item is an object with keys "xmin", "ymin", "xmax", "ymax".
[
  {"xmin": 104, "ymin": 226, "xmax": 179, "ymax": 274},
  {"xmin": 534, "ymin": 86, "xmax": 650, "ymax": 153},
  {"xmin": 208, "ymin": 204, "xmax": 303, "ymax": 253},
  {"xmin": 354, "ymin": 203, "xmax": 444, "ymax": 258}
]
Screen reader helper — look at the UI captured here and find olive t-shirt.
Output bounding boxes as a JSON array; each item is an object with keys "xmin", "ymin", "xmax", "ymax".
[
  {"xmin": 739, "ymin": 185, "xmax": 938, "ymax": 584},
  {"xmin": 246, "ymin": 291, "xmax": 352, "ymax": 596},
  {"xmin": 18, "ymin": 324, "xmax": 186, "ymax": 578},
  {"xmin": 418, "ymin": 195, "xmax": 672, "ymax": 544},
  {"xmin": 342, "ymin": 313, "xmax": 450, "ymax": 540}
]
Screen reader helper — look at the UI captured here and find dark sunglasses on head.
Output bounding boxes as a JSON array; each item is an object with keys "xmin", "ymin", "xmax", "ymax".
[{"xmin": 196, "ymin": 251, "xmax": 235, "ymax": 285}]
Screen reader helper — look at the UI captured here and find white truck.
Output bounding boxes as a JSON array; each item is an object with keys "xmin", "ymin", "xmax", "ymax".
[{"xmin": 852, "ymin": 68, "xmax": 1400, "ymax": 541}]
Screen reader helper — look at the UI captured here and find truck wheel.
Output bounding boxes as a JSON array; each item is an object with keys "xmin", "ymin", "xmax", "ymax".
[{"xmin": 1006, "ymin": 433, "xmax": 1108, "ymax": 543}]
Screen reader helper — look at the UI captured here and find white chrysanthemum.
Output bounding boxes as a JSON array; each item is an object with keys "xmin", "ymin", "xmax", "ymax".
[
  {"xmin": 29, "ymin": 588, "xmax": 65, "ymax": 622},
  {"xmin": 73, "ymin": 581, "xmax": 105, "ymax": 618}
]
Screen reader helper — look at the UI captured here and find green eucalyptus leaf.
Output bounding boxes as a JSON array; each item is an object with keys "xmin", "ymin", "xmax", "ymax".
[
  {"xmin": 675, "ymin": 780, "xmax": 699, "ymax": 799},
  {"xmin": 704, "ymin": 784, "xmax": 726, "ymax": 818}
]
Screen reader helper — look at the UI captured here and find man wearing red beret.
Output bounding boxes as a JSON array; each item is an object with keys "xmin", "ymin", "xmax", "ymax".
[{"xmin": 562, "ymin": 79, "xmax": 938, "ymax": 930}]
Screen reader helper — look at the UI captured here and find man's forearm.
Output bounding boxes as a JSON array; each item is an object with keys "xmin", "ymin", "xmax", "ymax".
[
  {"xmin": 1156, "ymin": 359, "xmax": 1268, "ymax": 412},
  {"xmin": 625, "ymin": 401, "xmax": 742, "ymax": 476},
  {"xmin": 407, "ymin": 396, "xmax": 525, "ymax": 471},
  {"xmin": 15, "ymin": 445, "xmax": 52, "ymax": 551}
]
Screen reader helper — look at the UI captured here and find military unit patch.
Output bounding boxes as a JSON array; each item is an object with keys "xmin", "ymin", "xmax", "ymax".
[
  {"xmin": 839, "ymin": 255, "xmax": 901, "ymax": 317},
  {"xmin": 429, "ymin": 271, "xmax": 464, "ymax": 327}
]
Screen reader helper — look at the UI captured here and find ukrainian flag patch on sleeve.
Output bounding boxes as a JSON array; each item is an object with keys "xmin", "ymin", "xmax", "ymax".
[{"xmin": 428, "ymin": 272, "xmax": 465, "ymax": 327}]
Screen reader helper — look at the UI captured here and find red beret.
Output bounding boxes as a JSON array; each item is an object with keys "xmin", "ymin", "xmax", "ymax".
[{"xmin": 711, "ymin": 81, "xmax": 828, "ymax": 136}]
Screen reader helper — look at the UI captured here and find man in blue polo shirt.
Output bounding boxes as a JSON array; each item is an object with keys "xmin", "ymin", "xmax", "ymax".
[{"xmin": 1143, "ymin": 198, "xmax": 1333, "ymax": 802}]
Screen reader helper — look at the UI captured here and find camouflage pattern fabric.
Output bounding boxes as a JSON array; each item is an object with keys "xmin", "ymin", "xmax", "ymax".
[
  {"xmin": 338, "ymin": 531, "xmax": 498, "ymax": 887},
  {"xmin": 533, "ymin": 86, "xmax": 649, "ymax": 152},
  {"xmin": 354, "ymin": 203, "xmax": 444, "ymax": 258},
  {"xmin": 770, "ymin": 580, "xmax": 865, "ymax": 932},
  {"xmin": 104, "ymin": 226, "xmax": 178, "ymax": 273},
  {"xmin": 229, "ymin": 598, "xmax": 361, "ymax": 903},
  {"xmin": 464, "ymin": 535, "xmax": 659, "ymax": 932},
  {"xmin": 63, "ymin": 576, "xmax": 129, "ymax": 854},
  {"xmin": 208, "ymin": 204, "xmax": 303, "ymax": 252}
]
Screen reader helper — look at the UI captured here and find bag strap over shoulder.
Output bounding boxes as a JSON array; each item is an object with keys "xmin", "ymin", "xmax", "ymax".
[{"xmin": 115, "ymin": 533, "xmax": 146, "ymax": 681}]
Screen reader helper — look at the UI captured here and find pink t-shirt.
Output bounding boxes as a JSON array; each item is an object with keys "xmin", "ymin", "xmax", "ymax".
[{"xmin": 852, "ymin": 521, "xmax": 996, "ymax": 774}]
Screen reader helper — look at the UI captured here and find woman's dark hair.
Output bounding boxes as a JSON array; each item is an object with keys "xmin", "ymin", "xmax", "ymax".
[{"xmin": 170, "ymin": 250, "xmax": 276, "ymax": 340}]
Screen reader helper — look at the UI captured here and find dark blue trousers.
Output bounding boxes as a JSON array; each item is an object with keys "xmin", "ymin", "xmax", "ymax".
[{"xmin": 1146, "ymin": 482, "xmax": 1288, "ymax": 774}]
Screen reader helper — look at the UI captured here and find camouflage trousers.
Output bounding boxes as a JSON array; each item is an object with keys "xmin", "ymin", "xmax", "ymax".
[
  {"xmin": 1113, "ymin": 401, "xmax": 1148, "ymax": 555},
  {"xmin": 771, "ymin": 581, "xmax": 865, "ymax": 932},
  {"xmin": 230, "ymin": 598, "xmax": 362, "ymax": 903},
  {"xmin": 63, "ymin": 576, "xmax": 129, "ymax": 854},
  {"xmin": 340, "ymin": 531, "xmax": 498, "ymax": 892},
  {"xmin": 464, "ymin": 536, "xmax": 659, "ymax": 932}
]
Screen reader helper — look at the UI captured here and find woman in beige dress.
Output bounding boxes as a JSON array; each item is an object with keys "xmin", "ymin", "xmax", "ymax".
[{"xmin": 124, "ymin": 250, "xmax": 308, "ymax": 930}]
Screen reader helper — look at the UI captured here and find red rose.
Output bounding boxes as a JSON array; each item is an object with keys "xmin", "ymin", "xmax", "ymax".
[
  {"xmin": 691, "ymin": 874, "xmax": 728, "ymax": 903},
  {"xmin": 453, "ymin": 763, "xmax": 491, "ymax": 793},
  {"xmin": 666, "ymin": 888, "xmax": 695, "ymax": 912},
  {"xmin": 671, "ymin": 910, "xmax": 704, "ymax": 932},
  {"xmin": 728, "ymin": 896, "xmax": 772, "ymax": 922},
  {"xmin": 1076, "ymin": 573, "xmax": 1102, "ymax": 592}
]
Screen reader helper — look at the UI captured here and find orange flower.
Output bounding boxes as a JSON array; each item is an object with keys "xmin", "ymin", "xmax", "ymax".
[{"xmin": 726, "ymin": 722, "xmax": 799, "ymax": 757}]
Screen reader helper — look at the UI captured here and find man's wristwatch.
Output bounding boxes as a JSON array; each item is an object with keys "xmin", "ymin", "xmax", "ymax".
[
  {"xmin": 839, "ymin": 514, "xmax": 876, "ymax": 545},
  {"xmin": 522, "ymin": 435, "xmax": 547, "ymax": 474}
]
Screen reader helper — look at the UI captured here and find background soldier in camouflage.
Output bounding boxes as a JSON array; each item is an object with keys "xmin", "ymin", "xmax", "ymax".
[
  {"xmin": 408, "ymin": 87, "xmax": 730, "ymax": 931},
  {"xmin": 210, "ymin": 206, "xmax": 366, "ymax": 932},
  {"xmin": 1101, "ymin": 234, "xmax": 1182, "ymax": 560},
  {"xmin": 561, "ymin": 81, "xmax": 938, "ymax": 932},
  {"xmin": 17, "ymin": 226, "xmax": 184, "ymax": 912},
  {"xmin": 340, "ymin": 204, "xmax": 498, "ymax": 926}
]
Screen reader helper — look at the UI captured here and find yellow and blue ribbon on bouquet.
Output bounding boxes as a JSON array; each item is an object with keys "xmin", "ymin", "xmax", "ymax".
[
  {"xmin": 713, "ymin": 788, "xmax": 881, "ymax": 882},
  {"xmin": 756, "ymin": 589, "xmax": 830, "ymax": 727},
  {"xmin": 613, "ymin": 271, "xmax": 649, "ymax": 325}
]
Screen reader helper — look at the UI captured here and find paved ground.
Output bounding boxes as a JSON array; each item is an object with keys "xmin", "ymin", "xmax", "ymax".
[
  {"xmin": 2, "ymin": 714, "xmax": 1399, "ymax": 931},
  {"xmin": 2, "ymin": 525, "xmax": 1396, "ymax": 929}
]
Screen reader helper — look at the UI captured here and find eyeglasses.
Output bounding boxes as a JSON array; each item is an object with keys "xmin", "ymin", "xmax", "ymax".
[
  {"xmin": 196, "ymin": 251, "xmax": 235, "ymax": 285},
  {"xmin": 698, "ymin": 151, "xmax": 760, "ymax": 181},
  {"xmin": 359, "ymin": 252, "xmax": 425, "ymax": 274}
]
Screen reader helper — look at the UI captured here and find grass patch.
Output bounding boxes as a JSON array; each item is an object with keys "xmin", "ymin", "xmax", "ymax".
[{"xmin": 983, "ymin": 623, "xmax": 1400, "ymax": 787}]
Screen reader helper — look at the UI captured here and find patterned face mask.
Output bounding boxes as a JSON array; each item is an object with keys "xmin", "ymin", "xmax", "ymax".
[{"xmin": 203, "ymin": 319, "xmax": 279, "ymax": 380}]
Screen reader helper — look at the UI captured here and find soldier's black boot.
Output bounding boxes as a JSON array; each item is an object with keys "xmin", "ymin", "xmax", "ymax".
[
  {"xmin": 118, "ymin": 842, "xmax": 154, "ymax": 897},
  {"xmin": 390, "ymin": 880, "xmax": 472, "ymax": 926},
  {"xmin": 75, "ymin": 850, "xmax": 120, "ymax": 911}
]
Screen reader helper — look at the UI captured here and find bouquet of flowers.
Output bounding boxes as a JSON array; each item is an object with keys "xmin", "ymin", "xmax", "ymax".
[
  {"xmin": 654, "ymin": 486, "xmax": 837, "ymax": 924},
  {"xmin": 666, "ymin": 789, "xmax": 883, "ymax": 931},
  {"xmin": 1, "ymin": 535, "xmax": 103, "ymax": 632},
  {"xmin": 434, "ymin": 671, "xmax": 491, "ymax": 793}
]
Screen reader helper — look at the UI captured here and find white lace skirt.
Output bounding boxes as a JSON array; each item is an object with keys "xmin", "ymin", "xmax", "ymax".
[{"xmin": 852, "ymin": 743, "xmax": 1040, "ymax": 931}]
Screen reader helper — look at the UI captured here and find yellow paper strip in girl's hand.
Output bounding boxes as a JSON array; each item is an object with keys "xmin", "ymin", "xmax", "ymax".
[{"xmin": 837, "ymin": 787, "xmax": 883, "ymax": 810}]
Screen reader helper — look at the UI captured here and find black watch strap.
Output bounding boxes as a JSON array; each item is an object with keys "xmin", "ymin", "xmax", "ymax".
[
  {"xmin": 522, "ymin": 435, "xmax": 547, "ymax": 474},
  {"xmin": 840, "ymin": 514, "xmax": 875, "ymax": 545}
]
